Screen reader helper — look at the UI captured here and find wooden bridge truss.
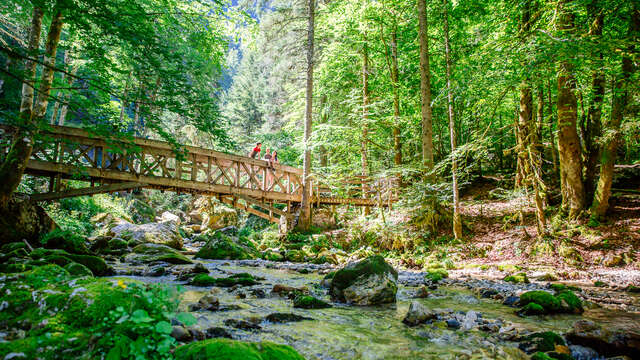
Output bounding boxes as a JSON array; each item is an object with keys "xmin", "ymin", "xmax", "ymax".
[{"xmin": 0, "ymin": 125, "xmax": 397, "ymax": 223}]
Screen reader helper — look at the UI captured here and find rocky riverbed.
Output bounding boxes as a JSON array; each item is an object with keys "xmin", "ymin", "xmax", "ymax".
[{"xmin": 108, "ymin": 256, "xmax": 640, "ymax": 360}]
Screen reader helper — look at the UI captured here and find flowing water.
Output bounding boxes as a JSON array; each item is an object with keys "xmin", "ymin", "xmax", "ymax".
[{"xmin": 113, "ymin": 259, "xmax": 640, "ymax": 360}]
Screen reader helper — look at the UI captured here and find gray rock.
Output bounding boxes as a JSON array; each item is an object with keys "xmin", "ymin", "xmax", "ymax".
[
  {"xmin": 109, "ymin": 221, "xmax": 183, "ymax": 249},
  {"xmin": 446, "ymin": 319, "xmax": 460, "ymax": 329},
  {"xmin": 198, "ymin": 294, "xmax": 220, "ymax": 311},
  {"xmin": 171, "ymin": 326, "xmax": 192, "ymax": 342},
  {"xmin": 330, "ymin": 255, "xmax": 398, "ymax": 305},
  {"xmin": 205, "ymin": 327, "xmax": 232, "ymax": 339},
  {"xmin": 402, "ymin": 301, "xmax": 436, "ymax": 326},
  {"xmin": 461, "ymin": 310, "xmax": 478, "ymax": 330},
  {"xmin": 224, "ymin": 319, "xmax": 261, "ymax": 331}
]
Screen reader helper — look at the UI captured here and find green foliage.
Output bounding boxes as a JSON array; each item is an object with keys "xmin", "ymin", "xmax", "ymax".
[
  {"xmin": 503, "ymin": 272, "xmax": 529, "ymax": 284},
  {"xmin": 40, "ymin": 228, "xmax": 90, "ymax": 255},
  {"xmin": 44, "ymin": 192, "xmax": 131, "ymax": 234},
  {"xmin": 425, "ymin": 268, "xmax": 449, "ymax": 283},
  {"xmin": 293, "ymin": 295, "xmax": 332, "ymax": 309}
]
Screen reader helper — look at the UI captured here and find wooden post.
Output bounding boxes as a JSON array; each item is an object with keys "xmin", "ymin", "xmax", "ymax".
[
  {"xmin": 191, "ymin": 153, "xmax": 197, "ymax": 181},
  {"xmin": 207, "ymin": 156, "xmax": 212, "ymax": 183}
]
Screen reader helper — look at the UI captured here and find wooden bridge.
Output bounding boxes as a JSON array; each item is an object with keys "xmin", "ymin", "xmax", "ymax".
[{"xmin": 0, "ymin": 125, "xmax": 397, "ymax": 224}]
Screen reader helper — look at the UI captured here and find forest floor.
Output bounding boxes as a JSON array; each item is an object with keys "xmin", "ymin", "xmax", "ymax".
[{"xmin": 447, "ymin": 180, "xmax": 640, "ymax": 286}]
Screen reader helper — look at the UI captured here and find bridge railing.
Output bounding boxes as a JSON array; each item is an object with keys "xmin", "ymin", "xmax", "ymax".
[
  {"xmin": 0, "ymin": 125, "xmax": 304, "ymax": 202},
  {"xmin": 311, "ymin": 174, "xmax": 399, "ymax": 206}
]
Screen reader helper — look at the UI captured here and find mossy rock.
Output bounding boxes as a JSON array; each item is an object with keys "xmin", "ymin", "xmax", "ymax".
[
  {"xmin": 0, "ymin": 263, "xmax": 32, "ymax": 273},
  {"xmin": 293, "ymin": 295, "xmax": 332, "ymax": 309},
  {"xmin": 311, "ymin": 256, "xmax": 328, "ymax": 265},
  {"xmin": 127, "ymin": 243, "xmax": 193, "ymax": 265},
  {"xmin": 173, "ymin": 338, "xmax": 305, "ymax": 360},
  {"xmin": 108, "ymin": 238, "xmax": 128, "ymax": 250},
  {"xmin": 425, "ymin": 268, "xmax": 448, "ymax": 283},
  {"xmin": 40, "ymin": 229, "xmax": 90, "ymax": 255},
  {"xmin": 31, "ymin": 248, "xmax": 111, "ymax": 276},
  {"xmin": 0, "ymin": 242, "xmax": 27, "ymax": 253},
  {"xmin": 519, "ymin": 302, "xmax": 545, "ymax": 316},
  {"xmin": 593, "ymin": 280, "xmax": 607, "ymax": 287},
  {"xmin": 521, "ymin": 331, "xmax": 565, "ymax": 352},
  {"xmin": 262, "ymin": 251, "xmax": 284, "ymax": 262},
  {"xmin": 329, "ymin": 255, "xmax": 398, "ymax": 305},
  {"xmin": 64, "ymin": 262, "xmax": 93, "ymax": 277},
  {"xmin": 0, "ymin": 248, "xmax": 29, "ymax": 263},
  {"xmin": 519, "ymin": 291, "xmax": 560, "ymax": 313},
  {"xmin": 549, "ymin": 283, "xmax": 581, "ymax": 292},
  {"xmin": 624, "ymin": 285, "xmax": 640, "ymax": 293},
  {"xmin": 556, "ymin": 290, "xmax": 583, "ymax": 314},
  {"xmin": 504, "ymin": 272, "xmax": 529, "ymax": 284},
  {"xmin": 195, "ymin": 231, "xmax": 255, "ymax": 260},
  {"xmin": 284, "ymin": 250, "xmax": 305, "ymax": 262},
  {"xmin": 531, "ymin": 352, "xmax": 554, "ymax": 360},
  {"xmin": 191, "ymin": 273, "xmax": 258, "ymax": 287}
]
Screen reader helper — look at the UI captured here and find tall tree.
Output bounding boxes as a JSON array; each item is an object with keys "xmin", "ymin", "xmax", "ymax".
[
  {"xmin": 556, "ymin": 0, "xmax": 585, "ymax": 219},
  {"xmin": 361, "ymin": 30, "xmax": 371, "ymax": 215},
  {"xmin": 298, "ymin": 0, "xmax": 315, "ymax": 229},
  {"xmin": 591, "ymin": 3, "xmax": 639, "ymax": 219},
  {"xmin": 417, "ymin": 0, "xmax": 434, "ymax": 172},
  {"xmin": 443, "ymin": 0, "xmax": 462, "ymax": 239}
]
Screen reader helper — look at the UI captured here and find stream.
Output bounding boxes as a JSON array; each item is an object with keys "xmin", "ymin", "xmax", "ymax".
[{"xmin": 110, "ymin": 258, "xmax": 640, "ymax": 360}]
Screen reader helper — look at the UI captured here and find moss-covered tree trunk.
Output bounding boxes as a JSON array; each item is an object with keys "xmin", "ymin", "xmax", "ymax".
[
  {"xmin": 390, "ymin": 24, "xmax": 402, "ymax": 166},
  {"xmin": 417, "ymin": 0, "xmax": 434, "ymax": 172},
  {"xmin": 591, "ymin": 3, "xmax": 639, "ymax": 219},
  {"xmin": 361, "ymin": 31, "xmax": 370, "ymax": 216},
  {"xmin": 556, "ymin": 0, "xmax": 585, "ymax": 219}
]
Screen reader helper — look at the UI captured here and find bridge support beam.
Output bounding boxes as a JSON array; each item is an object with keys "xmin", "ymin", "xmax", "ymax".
[{"xmin": 28, "ymin": 182, "xmax": 147, "ymax": 202}]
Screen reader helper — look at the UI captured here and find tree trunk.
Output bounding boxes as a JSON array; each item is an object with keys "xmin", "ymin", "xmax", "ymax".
[
  {"xmin": 418, "ymin": 0, "xmax": 434, "ymax": 172},
  {"xmin": 18, "ymin": 6, "xmax": 44, "ymax": 121},
  {"xmin": 556, "ymin": 0, "xmax": 585, "ymax": 219},
  {"xmin": 391, "ymin": 24, "xmax": 402, "ymax": 166},
  {"xmin": 547, "ymin": 79, "xmax": 559, "ymax": 175},
  {"xmin": 50, "ymin": 49, "xmax": 71, "ymax": 125},
  {"xmin": 361, "ymin": 31, "xmax": 370, "ymax": 216},
  {"xmin": 443, "ymin": 0, "xmax": 462, "ymax": 239},
  {"xmin": 584, "ymin": 2, "xmax": 605, "ymax": 201},
  {"xmin": 0, "ymin": 7, "xmax": 63, "ymax": 209},
  {"xmin": 57, "ymin": 61, "xmax": 78, "ymax": 126},
  {"xmin": 319, "ymin": 95, "xmax": 328, "ymax": 168},
  {"xmin": 298, "ymin": 0, "xmax": 315, "ymax": 230},
  {"xmin": 591, "ymin": 3, "xmax": 638, "ymax": 219}
]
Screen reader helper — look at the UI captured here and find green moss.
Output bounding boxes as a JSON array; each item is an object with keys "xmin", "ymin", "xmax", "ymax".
[
  {"xmin": 549, "ymin": 283, "xmax": 581, "ymax": 292},
  {"xmin": 0, "ymin": 242, "xmax": 27, "ymax": 253},
  {"xmin": 174, "ymin": 338, "xmax": 305, "ymax": 360},
  {"xmin": 108, "ymin": 238, "xmax": 128, "ymax": 250},
  {"xmin": 311, "ymin": 256, "xmax": 328, "ymax": 264},
  {"xmin": 191, "ymin": 273, "xmax": 258, "ymax": 287},
  {"xmin": 323, "ymin": 271, "xmax": 336, "ymax": 280},
  {"xmin": 0, "ymin": 248, "xmax": 28, "ymax": 263},
  {"xmin": 593, "ymin": 280, "xmax": 607, "ymax": 287},
  {"xmin": 262, "ymin": 251, "xmax": 284, "ymax": 262},
  {"xmin": 531, "ymin": 352, "xmax": 554, "ymax": 360},
  {"xmin": 0, "ymin": 262, "xmax": 32, "ymax": 273},
  {"xmin": 64, "ymin": 262, "xmax": 93, "ymax": 277},
  {"xmin": 285, "ymin": 250, "xmax": 305, "ymax": 262},
  {"xmin": 293, "ymin": 295, "xmax": 332, "ymax": 309},
  {"xmin": 624, "ymin": 285, "xmax": 640, "ymax": 293},
  {"xmin": 555, "ymin": 290, "xmax": 583, "ymax": 313},
  {"xmin": 67, "ymin": 254, "xmax": 111, "ymax": 276},
  {"xmin": 425, "ymin": 268, "xmax": 449, "ymax": 283},
  {"xmin": 519, "ymin": 302, "xmax": 545, "ymax": 315},
  {"xmin": 129, "ymin": 243, "xmax": 193, "ymax": 265},
  {"xmin": 504, "ymin": 272, "xmax": 529, "ymax": 284},
  {"xmin": 519, "ymin": 291, "xmax": 560, "ymax": 313},
  {"xmin": 330, "ymin": 255, "xmax": 397, "ymax": 293},
  {"xmin": 195, "ymin": 232, "xmax": 254, "ymax": 260},
  {"xmin": 40, "ymin": 229, "xmax": 91, "ymax": 255},
  {"xmin": 523, "ymin": 332, "xmax": 565, "ymax": 352}
]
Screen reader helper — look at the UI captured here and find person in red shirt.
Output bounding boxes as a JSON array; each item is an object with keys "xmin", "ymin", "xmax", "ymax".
[{"xmin": 249, "ymin": 142, "xmax": 262, "ymax": 158}]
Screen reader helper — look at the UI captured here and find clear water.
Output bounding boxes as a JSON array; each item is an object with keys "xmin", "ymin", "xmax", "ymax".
[{"xmin": 115, "ymin": 260, "xmax": 640, "ymax": 360}]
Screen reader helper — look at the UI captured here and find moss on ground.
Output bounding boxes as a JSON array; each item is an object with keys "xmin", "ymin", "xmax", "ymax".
[
  {"xmin": 191, "ymin": 273, "xmax": 258, "ymax": 287},
  {"xmin": 503, "ymin": 272, "xmax": 529, "ymax": 284},
  {"xmin": 195, "ymin": 232, "xmax": 255, "ymax": 260},
  {"xmin": 425, "ymin": 268, "xmax": 448, "ymax": 283},
  {"xmin": 519, "ymin": 291, "xmax": 561, "ymax": 313},
  {"xmin": 128, "ymin": 243, "xmax": 193, "ymax": 265},
  {"xmin": 173, "ymin": 338, "xmax": 305, "ymax": 360}
]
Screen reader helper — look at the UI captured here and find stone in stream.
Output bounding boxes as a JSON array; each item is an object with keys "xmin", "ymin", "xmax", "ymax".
[
  {"xmin": 190, "ymin": 273, "xmax": 258, "ymax": 287},
  {"xmin": 171, "ymin": 325, "xmax": 192, "ymax": 342},
  {"xmin": 197, "ymin": 294, "xmax": 220, "ymax": 311},
  {"xmin": 461, "ymin": 310, "xmax": 478, "ymax": 330},
  {"xmin": 518, "ymin": 331, "xmax": 566, "ymax": 354},
  {"xmin": 109, "ymin": 221, "xmax": 183, "ymax": 249},
  {"xmin": 293, "ymin": 295, "xmax": 332, "ymax": 309},
  {"xmin": 125, "ymin": 243, "xmax": 192, "ymax": 265},
  {"xmin": 272, "ymin": 284, "xmax": 307, "ymax": 298},
  {"xmin": 194, "ymin": 231, "xmax": 255, "ymax": 260},
  {"xmin": 402, "ymin": 301, "xmax": 436, "ymax": 326},
  {"xmin": 329, "ymin": 255, "xmax": 398, "ymax": 305},
  {"xmin": 264, "ymin": 313, "xmax": 313, "ymax": 323},
  {"xmin": 191, "ymin": 263, "xmax": 208, "ymax": 274},
  {"xmin": 566, "ymin": 319, "xmax": 640, "ymax": 359},
  {"xmin": 502, "ymin": 295, "xmax": 519, "ymax": 307},
  {"xmin": 223, "ymin": 319, "xmax": 262, "ymax": 331},
  {"xmin": 205, "ymin": 327, "xmax": 232, "ymax": 339}
]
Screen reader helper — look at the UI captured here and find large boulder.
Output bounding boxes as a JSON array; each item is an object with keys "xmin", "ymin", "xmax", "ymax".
[
  {"xmin": 329, "ymin": 255, "xmax": 398, "ymax": 305},
  {"xmin": 173, "ymin": 339, "xmax": 305, "ymax": 360},
  {"xmin": 402, "ymin": 301, "xmax": 436, "ymax": 326},
  {"xmin": 195, "ymin": 231, "xmax": 256, "ymax": 260},
  {"xmin": 125, "ymin": 243, "xmax": 193, "ymax": 265},
  {"xmin": 109, "ymin": 221, "xmax": 183, "ymax": 249},
  {"xmin": 0, "ymin": 195, "xmax": 56, "ymax": 245},
  {"xmin": 566, "ymin": 320, "xmax": 640, "ymax": 358},
  {"xmin": 191, "ymin": 196, "xmax": 238, "ymax": 230}
]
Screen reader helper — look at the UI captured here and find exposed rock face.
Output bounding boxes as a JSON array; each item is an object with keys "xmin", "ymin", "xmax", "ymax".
[
  {"xmin": 195, "ymin": 231, "xmax": 255, "ymax": 260},
  {"xmin": 158, "ymin": 211, "xmax": 181, "ymax": 225},
  {"xmin": 0, "ymin": 196, "xmax": 56, "ymax": 245},
  {"xmin": 109, "ymin": 221, "xmax": 183, "ymax": 249},
  {"xmin": 124, "ymin": 243, "xmax": 192, "ymax": 265},
  {"xmin": 566, "ymin": 320, "xmax": 640, "ymax": 358},
  {"xmin": 329, "ymin": 255, "xmax": 398, "ymax": 305},
  {"xmin": 402, "ymin": 301, "xmax": 436, "ymax": 326}
]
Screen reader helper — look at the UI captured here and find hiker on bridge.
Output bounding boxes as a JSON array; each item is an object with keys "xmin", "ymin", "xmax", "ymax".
[
  {"xmin": 263, "ymin": 148, "xmax": 273, "ymax": 168},
  {"xmin": 249, "ymin": 142, "xmax": 262, "ymax": 158}
]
